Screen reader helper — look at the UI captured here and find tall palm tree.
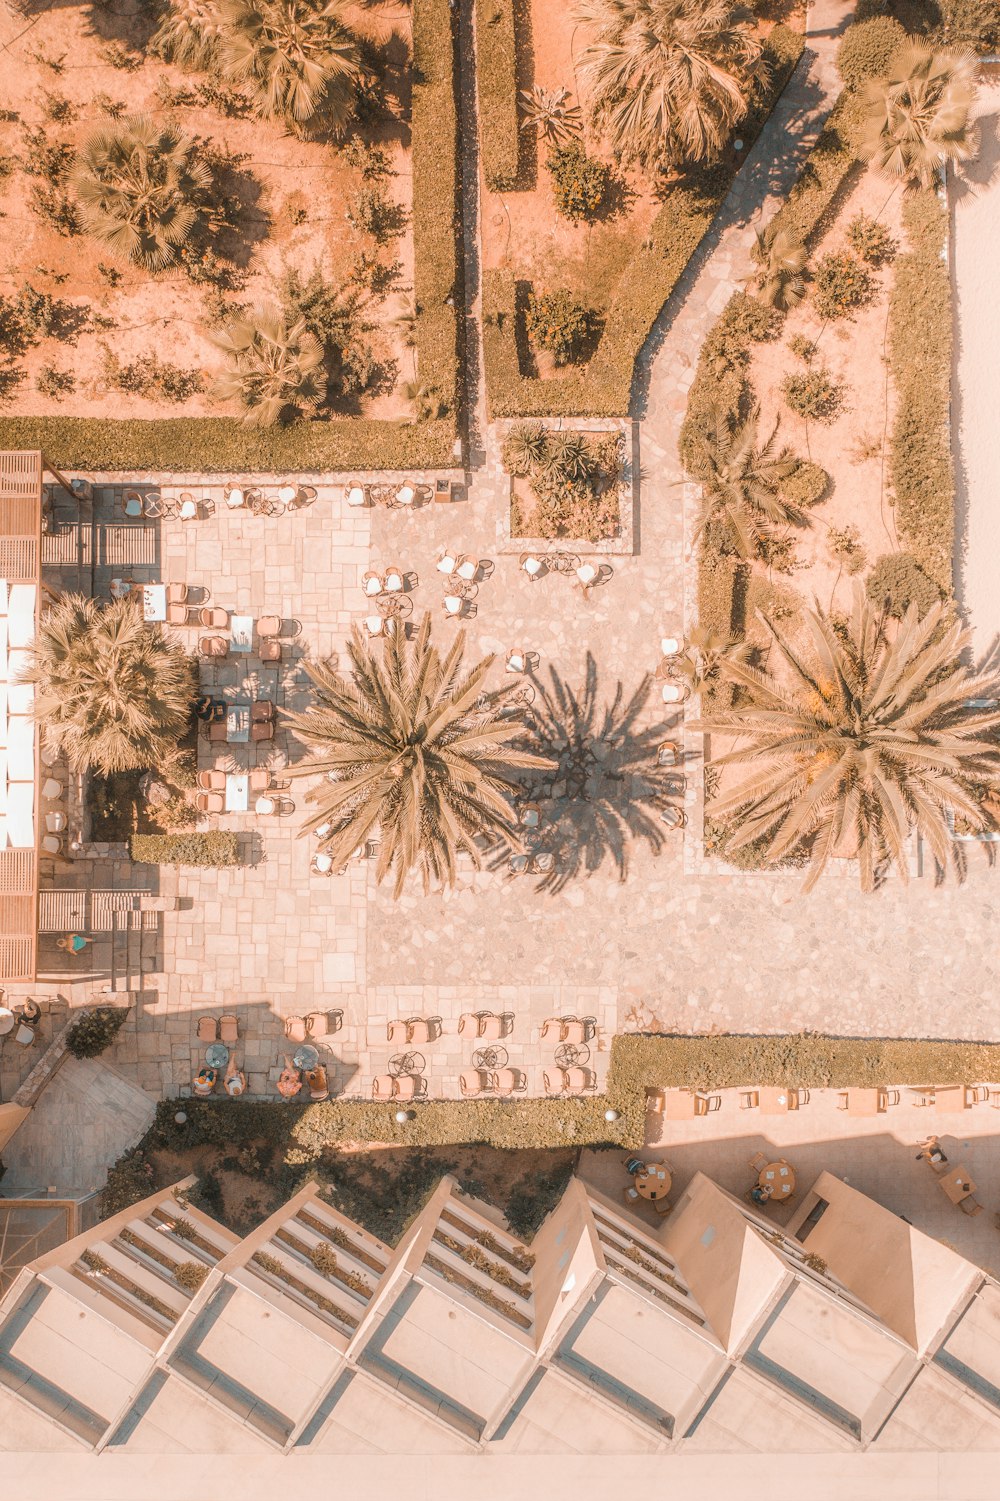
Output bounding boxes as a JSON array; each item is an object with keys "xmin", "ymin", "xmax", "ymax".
[
  {"xmin": 152, "ymin": 0, "xmax": 226, "ymax": 69},
  {"xmin": 688, "ymin": 403, "xmax": 804, "ymax": 558},
  {"xmin": 749, "ymin": 225, "xmax": 807, "ymax": 310},
  {"xmin": 21, "ymin": 595, "xmax": 197, "ymax": 777},
  {"xmin": 696, "ymin": 591, "xmax": 1000, "ymax": 891},
  {"xmin": 73, "ymin": 115, "xmax": 211, "ymax": 271},
  {"xmin": 219, "ymin": 0, "xmax": 360, "ymax": 133},
  {"xmin": 284, "ymin": 615, "xmax": 550, "ymax": 897},
  {"xmin": 210, "ymin": 301, "xmax": 326, "ymax": 425},
  {"xmin": 859, "ymin": 43, "xmax": 978, "ymax": 189},
  {"xmin": 575, "ymin": 0, "xmax": 764, "ymax": 170}
]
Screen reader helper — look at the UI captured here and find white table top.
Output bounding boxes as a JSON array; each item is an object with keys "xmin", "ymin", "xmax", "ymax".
[
  {"xmin": 227, "ymin": 702, "xmax": 250, "ymax": 743},
  {"xmin": 142, "ymin": 584, "xmax": 167, "ymax": 622},
  {"xmin": 230, "ymin": 615, "xmax": 253, "ymax": 652},
  {"xmin": 0, "ymin": 1008, "xmax": 15, "ymax": 1036},
  {"xmin": 225, "ymin": 772, "xmax": 249, "ymax": 813}
]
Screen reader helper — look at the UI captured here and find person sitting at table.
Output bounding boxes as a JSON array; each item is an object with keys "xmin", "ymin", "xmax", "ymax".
[
  {"xmin": 193, "ymin": 1066, "xmax": 217, "ymax": 1097},
  {"xmin": 916, "ymin": 1136, "xmax": 948, "ymax": 1166},
  {"xmin": 277, "ymin": 1057, "xmax": 302, "ymax": 1099},
  {"xmin": 195, "ymin": 695, "xmax": 216, "ymax": 722},
  {"xmin": 751, "ymin": 1182, "xmax": 773, "ymax": 1204},
  {"xmin": 223, "ymin": 1057, "xmax": 246, "ymax": 1097}
]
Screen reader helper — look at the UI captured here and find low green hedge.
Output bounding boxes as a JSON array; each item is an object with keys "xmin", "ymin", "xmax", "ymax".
[
  {"xmin": 476, "ymin": 0, "xmax": 520, "ymax": 192},
  {"xmin": 0, "ymin": 0, "xmax": 461, "ymax": 474},
  {"xmin": 759, "ymin": 91, "xmax": 862, "ymax": 251},
  {"xmin": 131, "ymin": 832, "xmax": 241, "ymax": 867},
  {"xmin": 887, "ymin": 191, "xmax": 953, "ymax": 592},
  {"xmin": 482, "ymin": 25, "xmax": 804, "ymax": 419}
]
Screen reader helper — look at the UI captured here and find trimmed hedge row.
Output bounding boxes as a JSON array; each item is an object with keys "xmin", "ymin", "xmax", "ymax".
[
  {"xmin": 131, "ymin": 832, "xmax": 241, "ymax": 867},
  {"xmin": 476, "ymin": 0, "xmax": 519, "ymax": 192},
  {"xmin": 481, "ymin": 25, "xmax": 805, "ymax": 419},
  {"xmin": 0, "ymin": 0, "xmax": 461, "ymax": 475},
  {"xmin": 887, "ymin": 190, "xmax": 953, "ymax": 592},
  {"xmin": 758, "ymin": 91, "xmax": 862, "ymax": 251}
]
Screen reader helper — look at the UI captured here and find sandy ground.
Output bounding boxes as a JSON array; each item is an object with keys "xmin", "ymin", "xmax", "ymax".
[{"xmin": 953, "ymin": 75, "xmax": 1000, "ymax": 656}]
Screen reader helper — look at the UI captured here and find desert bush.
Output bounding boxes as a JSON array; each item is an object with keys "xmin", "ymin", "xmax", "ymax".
[
  {"xmin": 828, "ymin": 524, "xmax": 867, "ymax": 574},
  {"xmin": 40, "ymin": 90, "xmax": 75, "ymax": 125},
  {"xmin": 938, "ymin": 0, "xmax": 1000, "ymax": 50},
  {"xmin": 525, "ymin": 288, "xmax": 594, "ymax": 364},
  {"xmin": 29, "ymin": 183, "xmax": 80, "ymax": 236},
  {"xmin": 66, "ymin": 1007, "xmax": 128, "ymax": 1059},
  {"xmin": 546, "ymin": 142, "xmax": 607, "ymax": 222},
  {"xmin": 35, "ymin": 365, "xmax": 75, "ymax": 399},
  {"xmin": 812, "ymin": 250, "xmax": 875, "ymax": 319},
  {"xmin": 130, "ymin": 832, "xmax": 240, "ymax": 866},
  {"xmin": 787, "ymin": 334, "xmax": 816, "ymax": 363},
  {"xmin": 866, "ymin": 551, "xmax": 943, "ymax": 617},
  {"xmin": 219, "ymin": 0, "xmax": 361, "ymax": 135},
  {"xmin": 341, "ymin": 139, "xmax": 392, "ymax": 181},
  {"xmin": 346, "ymin": 183, "xmax": 404, "ymax": 243},
  {"xmin": 846, "ymin": 211, "xmax": 896, "ymax": 266},
  {"xmin": 782, "ymin": 460, "xmax": 828, "ymax": 506},
  {"xmin": 836, "ymin": 16, "xmax": 906, "ymax": 90},
  {"xmin": 510, "ymin": 426, "xmax": 623, "ymax": 543},
  {"xmin": 19, "ymin": 124, "xmax": 74, "ymax": 184},
  {"xmin": 210, "ymin": 302, "xmax": 326, "ymax": 425},
  {"xmin": 278, "ymin": 262, "xmax": 376, "ymax": 403},
  {"xmin": 100, "ymin": 345, "xmax": 204, "ymax": 402},
  {"xmin": 781, "ymin": 365, "xmax": 843, "ymax": 422}
]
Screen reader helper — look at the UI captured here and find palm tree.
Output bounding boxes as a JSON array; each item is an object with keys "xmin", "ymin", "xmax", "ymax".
[
  {"xmin": 283, "ymin": 615, "xmax": 550, "ymax": 897},
  {"xmin": 21, "ymin": 595, "xmax": 197, "ymax": 777},
  {"xmin": 403, "ymin": 380, "xmax": 446, "ymax": 421},
  {"xmin": 152, "ymin": 0, "xmax": 226, "ymax": 69},
  {"xmin": 575, "ymin": 0, "xmax": 764, "ymax": 170},
  {"xmin": 688, "ymin": 404, "xmax": 804, "ymax": 558},
  {"xmin": 219, "ymin": 0, "xmax": 360, "ymax": 133},
  {"xmin": 859, "ymin": 43, "xmax": 978, "ymax": 189},
  {"xmin": 210, "ymin": 301, "xmax": 326, "ymax": 425},
  {"xmin": 73, "ymin": 115, "xmax": 211, "ymax": 271},
  {"xmin": 696, "ymin": 590, "xmax": 1000, "ymax": 891},
  {"xmin": 518, "ymin": 85, "xmax": 583, "ymax": 146},
  {"xmin": 671, "ymin": 626, "xmax": 747, "ymax": 694},
  {"xmin": 749, "ymin": 225, "xmax": 807, "ymax": 310}
]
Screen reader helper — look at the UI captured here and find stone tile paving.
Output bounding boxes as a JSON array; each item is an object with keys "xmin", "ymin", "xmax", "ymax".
[{"xmin": 8, "ymin": 1, "xmax": 1000, "ymax": 1111}]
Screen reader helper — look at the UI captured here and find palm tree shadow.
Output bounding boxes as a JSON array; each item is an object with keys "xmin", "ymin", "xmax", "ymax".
[{"xmin": 493, "ymin": 654, "xmax": 675, "ymax": 892}]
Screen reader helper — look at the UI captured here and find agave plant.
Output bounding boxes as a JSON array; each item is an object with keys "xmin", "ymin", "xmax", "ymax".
[
  {"xmin": 859, "ymin": 42, "xmax": 978, "ymax": 188},
  {"xmin": 543, "ymin": 431, "xmax": 595, "ymax": 484},
  {"xmin": 20, "ymin": 594, "xmax": 197, "ymax": 777},
  {"xmin": 152, "ymin": 0, "xmax": 227, "ymax": 68},
  {"xmin": 219, "ymin": 0, "xmax": 360, "ymax": 132},
  {"xmin": 688, "ymin": 403, "xmax": 804, "ymax": 558},
  {"xmin": 696, "ymin": 590, "xmax": 1000, "ymax": 890},
  {"xmin": 73, "ymin": 116, "xmax": 211, "ymax": 271},
  {"xmin": 210, "ymin": 301, "xmax": 326, "ymax": 425},
  {"xmin": 284, "ymin": 614, "xmax": 551, "ymax": 897},
  {"xmin": 518, "ymin": 85, "xmax": 583, "ymax": 146},
  {"xmin": 749, "ymin": 224, "xmax": 807, "ymax": 310},
  {"xmin": 501, "ymin": 420, "xmax": 549, "ymax": 476},
  {"xmin": 575, "ymin": 0, "xmax": 764, "ymax": 169}
]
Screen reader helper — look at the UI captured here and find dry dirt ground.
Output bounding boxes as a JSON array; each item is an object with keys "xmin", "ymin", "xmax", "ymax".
[{"xmin": 0, "ymin": 0, "xmax": 415, "ymax": 420}]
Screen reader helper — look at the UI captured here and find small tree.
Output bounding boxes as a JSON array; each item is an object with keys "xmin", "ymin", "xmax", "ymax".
[
  {"xmin": 210, "ymin": 301, "xmax": 326, "ymax": 425},
  {"xmin": 152, "ymin": 0, "xmax": 227, "ymax": 68},
  {"xmin": 219, "ymin": 0, "xmax": 360, "ymax": 133},
  {"xmin": 749, "ymin": 225, "xmax": 807, "ymax": 311},
  {"xmin": 859, "ymin": 43, "xmax": 978, "ymax": 189},
  {"xmin": 66, "ymin": 1007, "xmax": 129, "ymax": 1059}
]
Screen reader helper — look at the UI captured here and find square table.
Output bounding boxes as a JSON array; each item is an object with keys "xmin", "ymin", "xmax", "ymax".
[
  {"xmin": 938, "ymin": 1165, "xmax": 976, "ymax": 1205},
  {"xmin": 142, "ymin": 584, "xmax": 166, "ymax": 623},
  {"xmin": 760, "ymin": 1087, "xmax": 796, "ymax": 1115},
  {"xmin": 230, "ymin": 615, "xmax": 254, "ymax": 653},
  {"xmin": 663, "ymin": 1091, "xmax": 701, "ymax": 1120},
  {"xmin": 225, "ymin": 772, "xmax": 248, "ymax": 812},
  {"xmin": 932, "ymin": 1085, "xmax": 968, "ymax": 1113},
  {"xmin": 844, "ymin": 1088, "xmax": 882, "ymax": 1117},
  {"xmin": 226, "ymin": 702, "xmax": 250, "ymax": 743}
]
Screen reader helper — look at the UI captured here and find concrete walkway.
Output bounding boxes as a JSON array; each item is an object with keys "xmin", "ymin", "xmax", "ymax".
[{"xmin": 953, "ymin": 79, "xmax": 1000, "ymax": 654}]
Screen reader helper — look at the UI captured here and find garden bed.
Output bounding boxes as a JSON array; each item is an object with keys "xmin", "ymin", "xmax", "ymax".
[
  {"xmin": 497, "ymin": 416, "xmax": 634, "ymax": 554},
  {"xmin": 0, "ymin": 0, "xmax": 461, "ymax": 470}
]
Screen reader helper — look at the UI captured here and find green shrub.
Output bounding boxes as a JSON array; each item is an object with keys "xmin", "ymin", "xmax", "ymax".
[
  {"xmin": 525, "ymin": 288, "xmax": 594, "ymax": 364},
  {"xmin": 846, "ymin": 211, "xmax": 897, "ymax": 266},
  {"xmin": 66, "ymin": 1006, "xmax": 128, "ymax": 1059},
  {"xmin": 781, "ymin": 366, "xmax": 843, "ymax": 421},
  {"xmin": 939, "ymin": 0, "xmax": 1000, "ymax": 50},
  {"xmin": 836, "ymin": 16, "xmax": 906, "ymax": 90},
  {"xmin": 812, "ymin": 250, "xmax": 875, "ymax": 319},
  {"xmin": 887, "ymin": 191, "xmax": 953, "ymax": 589},
  {"xmin": 782, "ymin": 460, "xmax": 828, "ymax": 506},
  {"xmin": 130, "ymin": 832, "xmax": 240, "ymax": 867},
  {"xmin": 546, "ymin": 142, "xmax": 607, "ymax": 222},
  {"xmin": 757, "ymin": 92, "xmax": 862, "ymax": 253},
  {"xmin": 866, "ymin": 551, "xmax": 943, "ymax": 617},
  {"xmin": 476, "ymin": 0, "xmax": 519, "ymax": 191},
  {"xmin": 481, "ymin": 26, "xmax": 803, "ymax": 419}
]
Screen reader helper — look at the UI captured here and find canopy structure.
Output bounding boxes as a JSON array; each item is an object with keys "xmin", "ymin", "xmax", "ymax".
[{"xmin": 0, "ymin": 450, "xmax": 71, "ymax": 983}]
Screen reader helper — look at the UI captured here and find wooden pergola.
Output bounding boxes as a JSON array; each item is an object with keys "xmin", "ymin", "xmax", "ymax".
[{"xmin": 0, "ymin": 450, "xmax": 73, "ymax": 984}]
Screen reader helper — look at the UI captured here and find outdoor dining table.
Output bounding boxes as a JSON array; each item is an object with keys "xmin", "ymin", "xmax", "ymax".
[
  {"xmin": 938, "ymin": 1165, "xmax": 977, "ymax": 1206},
  {"xmin": 758, "ymin": 1161, "xmax": 795, "ymax": 1199},
  {"xmin": 932, "ymin": 1085, "xmax": 969, "ymax": 1113},
  {"xmin": 0, "ymin": 1008, "xmax": 15, "ymax": 1036},
  {"xmin": 225, "ymin": 772, "xmax": 248, "ymax": 812},
  {"xmin": 226, "ymin": 702, "xmax": 250, "ymax": 743},
  {"xmin": 142, "ymin": 584, "xmax": 166, "ymax": 622},
  {"xmin": 842, "ymin": 1087, "xmax": 882, "ymax": 1117},
  {"xmin": 293, "ymin": 1044, "xmax": 320, "ymax": 1071},
  {"xmin": 206, "ymin": 1042, "xmax": 229, "ymax": 1069},
  {"xmin": 634, "ymin": 1164, "xmax": 672, "ymax": 1202},
  {"xmin": 230, "ymin": 615, "xmax": 254, "ymax": 653}
]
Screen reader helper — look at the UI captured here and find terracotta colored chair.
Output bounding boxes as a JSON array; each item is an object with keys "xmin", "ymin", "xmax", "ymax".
[
  {"xmin": 406, "ymin": 1018, "xmax": 435, "ymax": 1045},
  {"xmin": 199, "ymin": 636, "xmax": 228, "ymax": 659},
  {"xmin": 307, "ymin": 1010, "xmax": 341, "ymax": 1041},
  {"xmin": 251, "ymin": 699, "xmax": 275, "ymax": 722},
  {"xmin": 258, "ymin": 639, "xmax": 281, "ymax": 662},
  {"xmin": 493, "ymin": 1068, "xmax": 526, "ymax": 1095},
  {"xmin": 257, "ymin": 616, "xmax": 282, "ymax": 637},
  {"xmin": 461, "ymin": 1069, "xmax": 489, "ymax": 1097},
  {"xmin": 199, "ymin": 607, "xmax": 229, "ymax": 629},
  {"xmin": 561, "ymin": 1018, "xmax": 595, "ymax": 1045},
  {"xmin": 393, "ymin": 1074, "xmax": 423, "ymax": 1100},
  {"xmin": 166, "ymin": 583, "xmax": 188, "ymax": 603},
  {"xmin": 166, "ymin": 604, "xmax": 189, "ymax": 625},
  {"xmin": 458, "ymin": 1013, "xmax": 479, "ymax": 1038},
  {"xmin": 206, "ymin": 719, "xmax": 228, "ymax": 743},
  {"xmin": 372, "ymin": 1074, "xmax": 400, "ymax": 1100},
  {"xmin": 478, "ymin": 1013, "xmax": 506, "ymax": 1041},
  {"xmin": 541, "ymin": 1018, "xmax": 562, "ymax": 1042},
  {"xmin": 197, "ymin": 1016, "xmax": 218, "ymax": 1043},
  {"xmin": 250, "ymin": 720, "xmax": 274, "ymax": 743},
  {"xmin": 196, "ymin": 791, "xmax": 224, "ymax": 814},
  {"xmin": 544, "ymin": 1067, "xmax": 568, "ymax": 1096},
  {"xmin": 564, "ymin": 1066, "xmax": 597, "ymax": 1094},
  {"xmin": 219, "ymin": 1014, "xmax": 238, "ymax": 1044},
  {"xmin": 197, "ymin": 770, "xmax": 226, "ymax": 791},
  {"xmin": 284, "ymin": 1016, "xmax": 307, "ymax": 1044},
  {"xmin": 387, "ymin": 1020, "xmax": 409, "ymax": 1044},
  {"xmin": 249, "ymin": 769, "xmax": 272, "ymax": 792}
]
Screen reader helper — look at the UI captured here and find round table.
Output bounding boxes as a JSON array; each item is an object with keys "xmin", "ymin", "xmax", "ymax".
[
  {"xmin": 555, "ymin": 1042, "xmax": 590, "ymax": 1068},
  {"xmin": 0, "ymin": 1008, "xmax": 16, "ymax": 1036},
  {"xmin": 634, "ymin": 1164, "xmax": 672, "ymax": 1202},
  {"xmin": 473, "ymin": 1045, "xmax": 508, "ymax": 1070},
  {"xmin": 757, "ymin": 1161, "xmax": 795, "ymax": 1200},
  {"xmin": 206, "ymin": 1043, "xmax": 229, "ymax": 1069},
  {"xmin": 389, "ymin": 1050, "xmax": 425, "ymax": 1077},
  {"xmin": 293, "ymin": 1044, "xmax": 320, "ymax": 1071}
]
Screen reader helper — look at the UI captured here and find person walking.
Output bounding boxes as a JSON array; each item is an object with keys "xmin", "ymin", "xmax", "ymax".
[{"xmin": 56, "ymin": 934, "xmax": 92, "ymax": 956}]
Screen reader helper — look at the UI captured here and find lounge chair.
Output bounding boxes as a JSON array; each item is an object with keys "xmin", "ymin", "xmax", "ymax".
[
  {"xmin": 284, "ymin": 1016, "xmax": 307, "ymax": 1044},
  {"xmin": 219, "ymin": 1014, "xmax": 239, "ymax": 1044},
  {"xmin": 461, "ymin": 1069, "xmax": 490, "ymax": 1097}
]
